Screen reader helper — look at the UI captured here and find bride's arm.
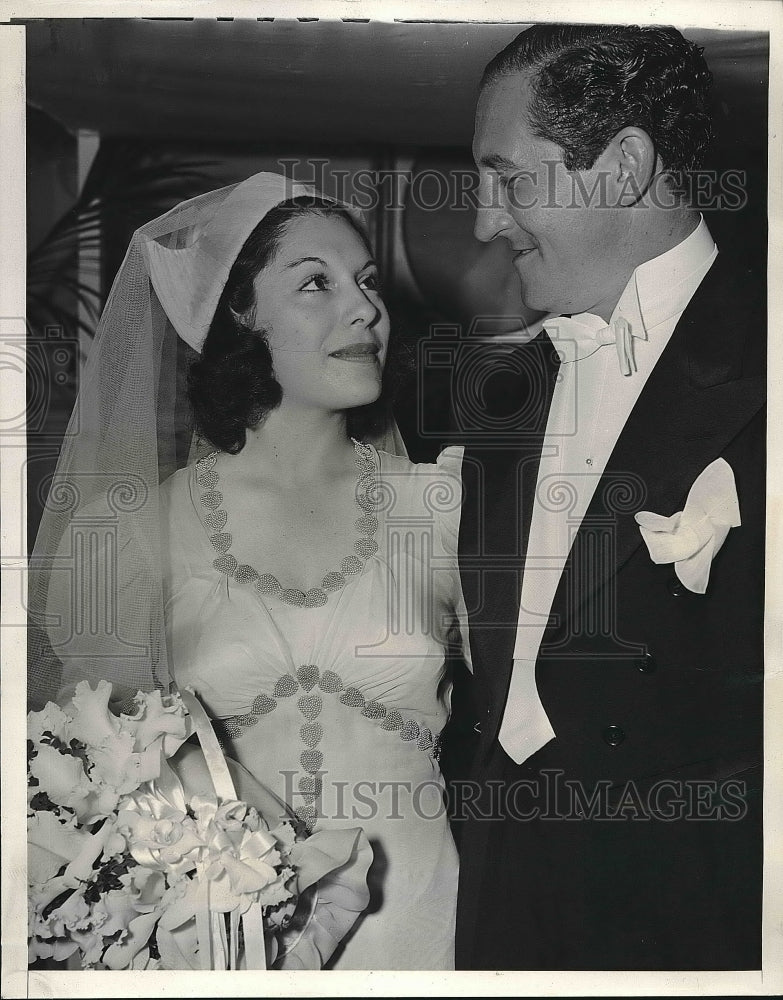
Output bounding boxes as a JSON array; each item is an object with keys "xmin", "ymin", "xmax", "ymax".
[
  {"xmin": 169, "ymin": 739, "xmax": 292, "ymax": 825},
  {"xmin": 40, "ymin": 502, "xmax": 163, "ymax": 711},
  {"xmin": 434, "ymin": 445, "xmax": 472, "ymax": 673}
]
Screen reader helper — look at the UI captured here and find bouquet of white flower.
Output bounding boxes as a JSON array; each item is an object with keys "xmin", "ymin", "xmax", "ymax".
[{"xmin": 27, "ymin": 680, "xmax": 371, "ymax": 970}]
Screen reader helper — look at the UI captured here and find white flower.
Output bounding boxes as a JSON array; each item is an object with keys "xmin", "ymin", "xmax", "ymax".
[
  {"xmin": 86, "ymin": 729, "xmax": 148, "ymax": 795},
  {"xmin": 72, "ymin": 785, "xmax": 122, "ymax": 826},
  {"xmin": 102, "ymin": 911, "xmax": 162, "ymax": 971},
  {"xmin": 28, "ymin": 744, "xmax": 91, "ymax": 813},
  {"xmin": 28, "ymin": 927, "xmax": 80, "ymax": 964},
  {"xmin": 214, "ymin": 800, "xmax": 255, "ymax": 833},
  {"xmin": 29, "ymin": 886, "xmax": 97, "ymax": 966},
  {"xmin": 116, "ymin": 787, "xmax": 201, "ymax": 877},
  {"xmin": 120, "ymin": 689, "xmax": 192, "ymax": 756},
  {"xmin": 25, "ymin": 686, "xmax": 344, "ymax": 971},
  {"xmin": 27, "ymin": 701, "xmax": 70, "ymax": 744},
  {"xmin": 29, "ymin": 682, "xmax": 189, "ymax": 826},
  {"xmin": 120, "ymin": 866, "xmax": 169, "ymax": 912},
  {"xmin": 155, "ymin": 884, "xmax": 200, "ymax": 970},
  {"xmin": 67, "ymin": 680, "xmax": 122, "ymax": 747},
  {"xmin": 43, "ymin": 819, "xmax": 124, "ymax": 887},
  {"xmin": 59, "ymin": 682, "xmax": 166, "ymax": 807},
  {"xmin": 58, "ymin": 888, "xmax": 92, "ymax": 929},
  {"xmin": 131, "ymin": 947, "xmax": 161, "ymax": 970},
  {"xmin": 87, "ymin": 869, "xmax": 172, "ymax": 970},
  {"xmin": 70, "ymin": 924, "xmax": 107, "ymax": 968},
  {"xmin": 27, "ymin": 810, "xmax": 92, "ymax": 887},
  {"xmin": 270, "ymin": 820, "xmax": 297, "ymax": 854},
  {"xmin": 92, "ymin": 868, "xmax": 166, "ymax": 940}
]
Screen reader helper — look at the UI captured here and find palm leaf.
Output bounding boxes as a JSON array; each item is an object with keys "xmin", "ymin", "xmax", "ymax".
[{"xmin": 27, "ymin": 134, "xmax": 222, "ymax": 344}]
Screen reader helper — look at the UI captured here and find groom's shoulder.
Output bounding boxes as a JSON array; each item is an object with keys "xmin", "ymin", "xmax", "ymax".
[
  {"xmin": 682, "ymin": 241, "xmax": 766, "ymax": 383},
  {"xmin": 694, "ymin": 218, "xmax": 765, "ymax": 315}
]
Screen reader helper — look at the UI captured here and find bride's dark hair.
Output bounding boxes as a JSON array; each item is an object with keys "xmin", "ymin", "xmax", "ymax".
[{"xmin": 188, "ymin": 196, "xmax": 402, "ymax": 454}]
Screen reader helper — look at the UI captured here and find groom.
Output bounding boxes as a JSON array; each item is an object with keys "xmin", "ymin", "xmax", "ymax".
[{"xmin": 453, "ymin": 24, "xmax": 765, "ymax": 969}]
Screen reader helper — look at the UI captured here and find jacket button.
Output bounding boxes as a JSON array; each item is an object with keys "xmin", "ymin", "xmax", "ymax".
[
  {"xmin": 667, "ymin": 575, "xmax": 686, "ymax": 597},
  {"xmin": 602, "ymin": 725, "xmax": 625, "ymax": 747},
  {"xmin": 636, "ymin": 652, "xmax": 656, "ymax": 673}
]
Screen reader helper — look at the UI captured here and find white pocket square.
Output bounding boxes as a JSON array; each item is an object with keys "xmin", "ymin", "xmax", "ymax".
[{"xmin": 634, "ymin": 458, "xmax": 741, "ymax": 594}]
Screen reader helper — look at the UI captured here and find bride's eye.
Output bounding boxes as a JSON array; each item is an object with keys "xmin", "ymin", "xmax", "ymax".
[
  {"xmin": 359, "ymin": 271, "xmax": 380, "ymax": 292},
  {"xmin": 300, "ymin": 273, "xmax": 330, "ymax": 292}
]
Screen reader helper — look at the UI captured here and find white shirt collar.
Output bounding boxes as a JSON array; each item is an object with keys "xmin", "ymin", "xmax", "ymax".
[
  {"xmin": 541, "ymin": 215, "xmax": 718, "ymax": 341},
  {"xmin": 613, "ymin": 215, "xmax": 717, "ymax": 337}
]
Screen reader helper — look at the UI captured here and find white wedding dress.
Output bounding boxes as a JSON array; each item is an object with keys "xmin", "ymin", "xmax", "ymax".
[{"xmin": 159, "ymin": 443, "xmax": 463, "ymax": 970}]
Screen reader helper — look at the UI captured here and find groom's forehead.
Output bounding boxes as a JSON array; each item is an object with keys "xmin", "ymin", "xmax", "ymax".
[
  {"xmin": 475, "ymin": 71, "xmax": 534, "ymax": 129},
  {"xmin": 473, "ymin": 72, "xmax": 548, "ymax": 166}
]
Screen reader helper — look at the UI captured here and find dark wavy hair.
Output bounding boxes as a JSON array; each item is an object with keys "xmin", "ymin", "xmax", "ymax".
[
  {"xmin": 481, "ymin": 24, "xmax": 713, "ymax": 184},
  {"xmin": 188, "ymin": 196, "xmax": 404, "ymax": 454}
]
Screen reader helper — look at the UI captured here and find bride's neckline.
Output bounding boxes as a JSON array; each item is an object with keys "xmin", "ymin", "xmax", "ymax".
[{"xmin": 193, "ymin": 438, "xmax": 380, "ymax": 608}]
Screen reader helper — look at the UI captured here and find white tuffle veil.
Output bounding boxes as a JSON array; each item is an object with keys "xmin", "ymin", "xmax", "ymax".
[{"xmin": 27, "ymin": 170, "xmax": 408, "ymax": 710}]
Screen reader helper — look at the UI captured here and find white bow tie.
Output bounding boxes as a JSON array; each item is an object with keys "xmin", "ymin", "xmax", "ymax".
[{"xmin": 543, "ymin": 312, "xmax": 647, "ymax": 376}]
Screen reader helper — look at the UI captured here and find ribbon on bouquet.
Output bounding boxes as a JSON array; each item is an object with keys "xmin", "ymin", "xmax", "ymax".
[{"xmin": 179, "ymin": 687, "xmax": 267, "ymax": 971}]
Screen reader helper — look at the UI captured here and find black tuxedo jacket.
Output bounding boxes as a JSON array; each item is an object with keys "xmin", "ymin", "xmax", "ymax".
[
  {"xmin": 454, "ymin": 247, "xmax": 766, "ymax": 969},
  {"xmin": 458, "ymin": 247, "xmax": 765, "ymax": 782}
]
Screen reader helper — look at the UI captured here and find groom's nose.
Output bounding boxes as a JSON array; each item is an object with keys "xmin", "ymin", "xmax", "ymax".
[{"xmin": 474, "ymin": 173, "xmax": 514, "ymax": 244}]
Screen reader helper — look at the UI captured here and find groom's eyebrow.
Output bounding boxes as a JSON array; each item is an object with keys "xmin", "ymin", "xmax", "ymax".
[{"xmin": 480, "ymin": 153, "xmax": 519, "ymax": 172}]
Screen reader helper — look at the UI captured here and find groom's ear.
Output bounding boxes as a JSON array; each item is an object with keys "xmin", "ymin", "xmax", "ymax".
[{"xmin": 602, "ymin": 127, "xmax": 659, "ymax": 206}]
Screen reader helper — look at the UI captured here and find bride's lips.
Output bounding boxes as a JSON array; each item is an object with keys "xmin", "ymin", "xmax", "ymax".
[{"xmin": 328, "ymin": 343, "xmax": 380, "ymax": 363}]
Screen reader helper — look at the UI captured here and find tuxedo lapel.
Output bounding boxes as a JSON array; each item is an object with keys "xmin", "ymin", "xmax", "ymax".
[
  {"xmin": 459, "ymin": 331, "xmax": 560, "ymax": 718},
  {"xmin": 546, "ymin": 250, "xmax": 766, "ymax": 638}
]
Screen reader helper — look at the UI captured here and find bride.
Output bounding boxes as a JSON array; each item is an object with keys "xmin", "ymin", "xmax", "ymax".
[{"xmin": 28, "ymin": 171, "xmax": 465, "ymax": 971}]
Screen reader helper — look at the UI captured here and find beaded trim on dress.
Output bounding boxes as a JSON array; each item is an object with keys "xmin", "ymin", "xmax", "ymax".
[
  {"xmin": 194, "ymin": 438, "xmax": 380, "ymax": 608},
  {"xmin": 213, "ymin": 663, "xmax": 443, "ymax": 830}
]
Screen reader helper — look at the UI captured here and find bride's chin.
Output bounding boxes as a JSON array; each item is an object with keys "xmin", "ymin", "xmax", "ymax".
[
  {"xmin": 343, "ymin": 392, "xmax": 382, "ymax": 412},
  {"xmin": 333, "ymin": 381, "xmax": 383, "ymax": 410}
]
